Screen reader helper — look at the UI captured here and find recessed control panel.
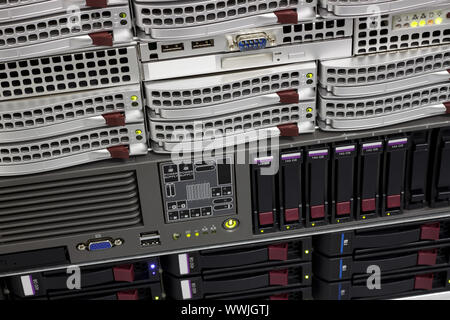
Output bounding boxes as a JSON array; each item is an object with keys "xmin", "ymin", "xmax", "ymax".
[{"xmin": 160, "ymin": 159, "xmax": 236, "ymax": 223}]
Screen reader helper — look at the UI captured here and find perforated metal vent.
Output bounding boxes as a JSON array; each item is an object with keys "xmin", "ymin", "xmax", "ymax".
[
  {"xmin": 0, "ymin": 85, "xmax": 142, "ymax": 133},
  {"xmin": 0, "ymin": 171, "xmax": 143, "ymax": 244},
  {"xmin": 0, "ymin": 0, "xmax": 43, "ymax": 8},
  {"xmin": 0, "ymin": 6, "xmax": 130, "ymax": 49},
  {"xmin": 320, "ymin": 45, "xmax": 450, "ymax": 87},
  {"xmin": 282, "ymin": 18, "xmax": 351, "ymax": 43},
  {"xmin": 353, "ymin": 11, "xmax": 450, "ymax": 54},
  {"xmin": 146, "ymin": 63, "xmax": 316, "ymax": 111},
  {"xmin": 149, "ymin": 102, "xmax": 314, "ymax": 143},
  {"xmin": 0, "ymin": 46, "xmax": 139, "ymax": 101},
  {"xmin": 319, "ymin": 82, "xmax": 450, "ymax": 120},
  {"xmin": 134, "ymin": 0, "xmax": 315, "ymax": 30}
]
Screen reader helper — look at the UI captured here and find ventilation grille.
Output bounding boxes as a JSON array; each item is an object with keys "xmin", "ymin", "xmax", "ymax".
[
  {"xmin": 136, "ymin": 0, "xmax": 312, "ymax": 29},
  {"xmin": 0, "ymin": 92, "xmax": 129, "ymax": 132},
  {"xmin": 321, "ymin": 48, "xmax": 450, "ymax": 86},
  {"xmin": 320, "ymin": 83, "xmax": 450, "ymax": 119},
  {"xmin": 0, "ymin": 171, "xmax": 143, "ymax": 244},
  {"xmin": 323, "ymin": 0, "xmax": 399, "ymax": 4},
  {"xmin": 0, "ymin": 127, "xmax": 130, "ymax": 164},
  {"xmin": 0, "ymin": 7, "xmax": 129, "ymax": 49},
  {"xmin": 148, "ymin": 71, "xmax": 302, "ymax": 109},
  {"xmin": 282, "ymin": 18, "xmax": 351, "ymax": 44},
  {"xmin": 354, "ymin": 14, "xmax": 450, "ymax": 54},
  {"xmin": 0, "ymin": 0, "xmax": 42, "ymax": 9},
  {"xmin": 0, "ymin": 46, "xmax": 138, "ymax": 101},
  {"xmin": 150, "ymin": 103, "xmax": 311, "ymax": 142}
]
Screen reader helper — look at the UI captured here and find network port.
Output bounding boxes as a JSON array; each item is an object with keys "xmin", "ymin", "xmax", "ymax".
[
  {"xmin": 192, "ymin": 39, "xmax": 215, "ymax": 49},
  {"xmin": 232, "ymin": 33, "xmax": 274, "ymax": 52},
  {"xmin": 161, "ymin": 43, "xmax": 184, "ymax": 53},
  {"xmin": 140, "ymin": 231, "xmax": 161, "ymax": 247}
]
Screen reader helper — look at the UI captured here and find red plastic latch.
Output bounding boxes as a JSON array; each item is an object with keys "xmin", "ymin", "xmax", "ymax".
[
  {"xmin": 269, "ymin": 269, "xmax": 289, "ymax": 286},
  {"xmin": 361, "ymin": 198, "xmax": 376, "ymax": 212},
  {"xmin": 417, "ymin": 249, "xmax": 438, "ymax": 266},
  {"xmin": 86, "ymin": 0, "xmax": 108, "ymax": 8},
  {"xmin": 310, "ymin": 204, "xmax": 325, "ymax": 219},
  {"xmin": 277, "ymin": 123, "xmax": 299, "ymax": 137},
  {"xmin": 444, "ymin": 102, "xmax": 450, "ymax": 114},
  {"xmin": 108, "ymin": 146, "xmax": 130, "ymax": 159},
  {"xmin": 89, "ymin": 32, "xmax": 113, "ymax": 46},
  {"xmin": 103, "ymin": 112, "xmax": 126, "ymax": 127},
  {"xmin": 414, "ymin": 274, "xmax": 434, "ymax": 290},
  {"xmin": 268, "ymin": 243, "xmax": 288, "ymax": 261},
  {"xmin": 113, "ymin": 264, "xmax": 135, "ymax": 282},
  {"xmin": 117, "ymin": 290, "xmax": 139, "ymax": 300},
  {"xmin": 274, "ymin": 9, "xmax": 298, "ymax": 24},
  {"xmin": 277, "ymin": 90, "xmax": 299, "ymax": 104},
  {"xmin": 270, "ymin": 293, "xmax": 289, "ymax": 300},
  {"xmin": 387, "ymin": 194, "xmax": 401, "ymax": 209},
  {"xmin": 336, "ymin": 201, "xmax": 351, "ymax": 216},
  {"xmin": 420, "ymin": 222, "xmax": 440, "ymax": 240}
]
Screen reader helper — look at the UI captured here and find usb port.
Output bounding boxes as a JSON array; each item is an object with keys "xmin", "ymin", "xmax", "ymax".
[
  {"xmin": 161, "ymin": 43, "xmax": 184, "ymax": 53},
  {"xmin": 140, "ymin": 231, "xmax": 161, "ymax": 247},
  {"xmin": 192, "ymin": 39, "xmax": 215, "ymax": 49}
]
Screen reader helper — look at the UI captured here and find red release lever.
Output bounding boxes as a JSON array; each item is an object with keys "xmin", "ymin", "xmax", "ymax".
[
  {"xmin": 420, "ymin": 223, "xmax": 440, "ymax": 240},
  {"xmin": 268, "ymin": 243, "xmax": 288, "ymax": 261},
  {"xmin": 113, "ymin": 264, "xmax": 135, "ymax": 282},
  {"xmin": 270, "ymin": 293, "xmax": 289, "ymax": 300},
  {"xmin": 86, "ymin": 0, "xmax": 108, "ymax": 8},
  {"xmin": 269, "ymin": 269, "xmax": 289, "ymax": 286},
  {"xmin": 277, "ymin": 90, "xmax": 299, "ymax": 104},
  {"xmin": 277, "ymin": 123, "xmax": 299, "ymax": 137},
  {"xmin": 444, "ymin": 101, "xmax": 450, "ymax": 114},
  {"xmin": 108, "ymin": 146, "xmax": 130, "ymax": 159},
  {"xmin": 417, "ymin": 249, "xmax": 438, "ymax": 266},
  {"xmin": 274, "ymin": 9, "xmax": 298, "ymax": 24},
  {"xmin": 117, "ymin": 289, "xmax": 139, "ymax": 300},
  {"xmin": 414, "ymin": 274, "xmax": 434, "ymax": 290},
  {"xmin": 103, "ymin": 112, "xmax": 126, "ymax": 127},
  {"xmin": 89, "ymin": 32, "xmax": 113, "ymax": 47}
]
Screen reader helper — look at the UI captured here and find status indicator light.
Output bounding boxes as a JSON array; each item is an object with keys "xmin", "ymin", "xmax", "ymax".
[
  {"xmin": 362, "ymin": 216, "xmax": 366, "ymax": 219},
  {"xmin": 155, "ymin": 296, "xmax": 160, "ymax": 300},
  {"xmin": 186, "ymin": 233, "xmax": 191, "ymax": 238},
  {"xmin": 305, "ymin": 250, "xmax": 310, "ymax": 254},
  {"xmin": 194, "ymin": 232, "xmax": 200, "ymax": 237},
  {"xmin": 419, "ymin": 20, "xmax": 426, "ymax": 27},
  {"xmin": 135, "ymin": 129, "xmax": 142, "ymax": 135},
  {"xmin": 120, "ymin": 12, "xmax": 127, "ymax": 18},
  {"xmin": 150, "ymin": 264, "xmax": 156, "ymax": 270},
  {"xmin": 131, "ymin": 95, "xmax": 138, "ymax": 101},
  {"xmin": 306, "ymin": 73, "xmax": 313, "ymax": 78},
  {"xmin": 410, "ymin": 21, "xmax": 418, "ymax": 27},
  {"xmin": 436, "ymin": 17, "xmax": 443, "ymax": 25},
  {"xmin": 305, "ymin": 275, "xmax": 310, "ymax": 280},
  {"xmin": 306, "ymin": 107, "xmax": 313, "ymax": 113}
]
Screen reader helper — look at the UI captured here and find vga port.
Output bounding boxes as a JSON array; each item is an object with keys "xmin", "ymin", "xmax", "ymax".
[{"xmin": 234, "ymin": 33, "xmax": 272, "ymax": 52}]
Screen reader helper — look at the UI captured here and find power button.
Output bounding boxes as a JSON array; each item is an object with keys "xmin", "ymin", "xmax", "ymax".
[{"xmin": 223, "ymin": 218, "xmax": 239, "ymax": 231}]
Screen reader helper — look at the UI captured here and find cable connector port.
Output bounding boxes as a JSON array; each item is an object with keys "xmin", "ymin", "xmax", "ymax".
[
  {"xmin": 140, "ymin": 232, "xmax": 161, "ymax": 247},
  {"xmin": 229, "ymin": 33, "xmax": 275, "ymax": 52}
]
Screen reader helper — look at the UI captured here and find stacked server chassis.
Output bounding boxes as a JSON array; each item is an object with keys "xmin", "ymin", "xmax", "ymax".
[{"xmin": 1, "ymin": 0, "xmax": 450, "ymax": 301}]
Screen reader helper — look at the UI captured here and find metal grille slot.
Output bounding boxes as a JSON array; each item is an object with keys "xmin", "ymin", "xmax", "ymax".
[
  {"xmin": 0, "ymin": 85, "xmax": 141, "ymax": 132},
  {"xmin": 0, "ymin": 126, "xmax": 135, "ymax": 165},
  {"xmin": 0, "ymin": 0, "xmax": 44, "ymax": 9},
  {"xmin": 134, "ymin": 0, "xmax": 315, "ymax": 30},
  {"xmin": 320, "ymin": 45, "xmax": 450, "ymax": 87},
  {"xmin": 319, "ymin": 82, "xmax": 450, "ymax": 120},
  {"xmin": 0, "ymin": 171, "xmax": 143, "ymax": 244},
  {"xmin": 282, "ymin": 18, "xmax": 351, "ymax": 43},
  {"xmin": 146, "ymin": 63, "xmax": 316, "ymax": 110},
  {"xmin": 354, "ymin": 11, "xmax": 450, "ymax": 55},
  {"xmin": 149, "ymin": 102, "xmax": 314, "ymax": 143},
  {"xmin": 0, "ymin": 6, "xmax": 130, "ymax": 49},
  {"xmin": 0, "ymin": 46, "xmax": 139, "ymax": 101}
]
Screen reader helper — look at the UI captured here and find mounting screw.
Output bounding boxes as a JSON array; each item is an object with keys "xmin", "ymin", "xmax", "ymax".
[
  {"xmin": 114, "ymin": 239, "xmax": 123, "ymax": 246},
  {"xmin": 77, "ymin": 243, "xmax": 86, "ymax": 251}
]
